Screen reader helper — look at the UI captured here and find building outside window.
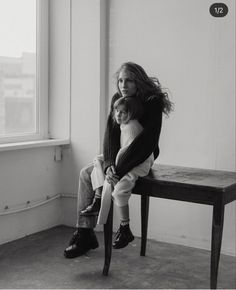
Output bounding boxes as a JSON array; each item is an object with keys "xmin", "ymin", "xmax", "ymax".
[{"xmin": 0, "ymin": 0, "xmax": 48, "ymax": 143}]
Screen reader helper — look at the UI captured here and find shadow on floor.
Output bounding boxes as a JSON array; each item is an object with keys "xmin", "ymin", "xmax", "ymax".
[{"xmin": 0, "ymin": 225, "xmax": 235, "ymax": 289}]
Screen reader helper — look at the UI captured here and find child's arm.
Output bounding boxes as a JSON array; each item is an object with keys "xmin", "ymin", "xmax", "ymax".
[
  {"xmin": 115, "ymin": 120, "xmax": 143, "ymax": 163},
  {"xmin": 120, "ymin": 120, "xmax": 143, "ymax": 147}
]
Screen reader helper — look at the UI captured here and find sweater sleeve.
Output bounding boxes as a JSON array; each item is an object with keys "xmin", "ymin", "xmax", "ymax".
[
  {"xmin": 103, "ymin": 93, "xmax": 121, "ymax": 172},
  {"xmin": 115, "ymin": 96, "xmax": 163, "ymax": 178}
]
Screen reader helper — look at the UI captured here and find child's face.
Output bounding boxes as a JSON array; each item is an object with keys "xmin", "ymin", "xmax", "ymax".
[
  {"xmin": 118, "ymin": 69, "xmax": 137, "ymax": 97},
  {"xmin": 114, "ymin": 104, "xmax": 129, "ymax": 125}
]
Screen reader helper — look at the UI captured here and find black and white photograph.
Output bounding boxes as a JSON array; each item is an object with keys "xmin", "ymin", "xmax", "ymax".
[{"xmin": 0, "ymin": 0, "xmax": 235, "ymax": 289}]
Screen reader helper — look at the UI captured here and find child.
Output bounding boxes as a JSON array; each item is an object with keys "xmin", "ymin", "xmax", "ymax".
[{"xmin": 81, "ymin": 96, "xmax": 154, "ymax": 249}]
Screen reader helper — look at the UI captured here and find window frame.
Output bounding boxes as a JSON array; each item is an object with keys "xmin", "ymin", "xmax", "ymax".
[{"xmin": 0, "ymin": 0, "xmax": 49, "ymax": 144}]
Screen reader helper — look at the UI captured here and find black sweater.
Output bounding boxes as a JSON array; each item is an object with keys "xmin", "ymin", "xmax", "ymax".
[{"xmin": 103, "ymin": 93, "xmax": 163, "ymax": 179}]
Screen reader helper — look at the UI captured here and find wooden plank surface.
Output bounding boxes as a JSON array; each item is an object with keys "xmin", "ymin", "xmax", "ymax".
[{"xmin": 144, "ymin": 164, "xmax": 236, "ymax": 191}]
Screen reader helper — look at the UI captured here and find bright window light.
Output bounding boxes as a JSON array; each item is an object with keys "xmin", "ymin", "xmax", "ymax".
[{"xmin": 0, "ymin": 0, "xmax": 48, "ymax": 143}]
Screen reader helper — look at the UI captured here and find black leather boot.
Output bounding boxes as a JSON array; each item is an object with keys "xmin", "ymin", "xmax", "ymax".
[
  {"xmin": 113, "ymin": 224, "xmax": 134, "ymax": 249},
  {"xmin": 64, "ymin": 228, "xmax": 99, "ymax": 258},
  {"xmin": 68, "ymin": 229, "xmax": 81, "ymax": 246},
  {"xmin": 80, "ymin": 197, "xmax": 101, "ymax": 216}
]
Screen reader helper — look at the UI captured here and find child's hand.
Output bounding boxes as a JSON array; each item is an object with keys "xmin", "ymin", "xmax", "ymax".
[{"xmin": 106, "ymin": 166, "xmax": 119, "ymax": 186}]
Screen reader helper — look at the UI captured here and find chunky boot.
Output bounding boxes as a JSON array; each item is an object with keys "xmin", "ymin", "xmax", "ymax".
[
  {"xmin": 80, "ymin": 197, "xmax": 101, "ymax": 216},
  {"xmin": 68, "ymin": 229, "xmax": 80, "ymax": 246},
  {"xmin": 113, "ymin": 224, "xmax": 134, "ymax": 249},
  {"xmin": 64, "ymin": 228, "xmax": 99, "ymax": 258}
]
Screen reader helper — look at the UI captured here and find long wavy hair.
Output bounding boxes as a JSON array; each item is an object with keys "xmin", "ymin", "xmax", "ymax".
[{"xmin": 115, "ymin": 62, "xmax": 173, "ymax": 116}]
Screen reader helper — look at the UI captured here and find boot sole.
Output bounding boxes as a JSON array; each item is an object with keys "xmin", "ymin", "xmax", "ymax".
[
  {"xmin": 64, "ymin": 240, "xmax": 99, "ymax": 258},
  {"xmin": 80, "ymin": 211, "xmax": 99, "ymax": 216}
]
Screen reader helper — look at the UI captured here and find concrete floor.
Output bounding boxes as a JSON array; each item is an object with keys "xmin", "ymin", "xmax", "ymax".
[{"xmin": 0, "ymin": 225, "xmax": 235, "ymax": 289}]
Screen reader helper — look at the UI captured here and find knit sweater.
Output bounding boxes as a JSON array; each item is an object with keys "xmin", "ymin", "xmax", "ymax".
[{"xmin": 103, "ymin": 92, "xmax": 163, "ymax": 178}]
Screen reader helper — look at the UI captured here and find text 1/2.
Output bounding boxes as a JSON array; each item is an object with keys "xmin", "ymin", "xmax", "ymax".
[{"xmin": 210, "ymin": 3, "xmax": 228, "ymax": 17}]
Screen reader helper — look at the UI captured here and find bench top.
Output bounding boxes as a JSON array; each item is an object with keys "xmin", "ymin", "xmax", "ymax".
[
  {"xmin": 147, "ymin": 164, "xmax": 236, "ymax": 190},
  {"xmin": 134, "ymin": 164, "xmax": 236, "ymax": 205}
]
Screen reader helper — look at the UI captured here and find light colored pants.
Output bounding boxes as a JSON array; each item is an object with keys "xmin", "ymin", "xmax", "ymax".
[
  {"xmin": 76, "ymin": 154, "xmax": 154, "ymax": 227},
  {"xmin": 91, "ymin": 154, "xmax": 154, "ymax": 224},
  {"xmin": 76, "ymin": 163, "xmax": 98, "ymax": 228}
]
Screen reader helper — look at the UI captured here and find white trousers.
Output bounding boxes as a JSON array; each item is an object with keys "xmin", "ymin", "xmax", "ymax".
[{"xmin": 91, "ymin": 151, "xmax": 154, "ymax": 224}]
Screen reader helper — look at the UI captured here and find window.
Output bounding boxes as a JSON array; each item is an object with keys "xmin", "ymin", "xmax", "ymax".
[{"xmin": 0, "ymin": 0, "xmax": 48, "ymax": 143}]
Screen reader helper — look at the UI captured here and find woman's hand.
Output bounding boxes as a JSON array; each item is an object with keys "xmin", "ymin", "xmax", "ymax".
[{"xmin": 106, "ymin": 165, "xmax": 119, "ymax": 186}]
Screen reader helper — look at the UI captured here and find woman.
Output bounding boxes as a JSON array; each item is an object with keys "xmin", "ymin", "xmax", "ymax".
[{"xmin": 64, "ymin": 62, "xmax": 173, "ymax": 258}]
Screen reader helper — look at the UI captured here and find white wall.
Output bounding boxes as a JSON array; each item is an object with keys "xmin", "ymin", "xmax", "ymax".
[
  {"xmin": 0, "ymin": 147, "xmax": 63, "ymax": 244},
  {"xmin": 61, "ymin": 0, "xmax": 106, "ymax": 229},
  {"xmin": 108, "ymin": 0, "xmax": 236, "ymax": 255},
  {"xmin": 49, "ymin": 0, "xmax": 71, "ymax": 140},
  {"xmin": 62, "ymin": 0, "xmax": 101, "ymax": 192}
]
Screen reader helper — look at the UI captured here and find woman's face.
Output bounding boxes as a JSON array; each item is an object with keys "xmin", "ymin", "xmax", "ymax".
[
  {"xmin": 118, "ymin": 69, "xmax": 137, "ymax": 97},
  {"xmin": 114, "ymin": 104, "xmax": 129, "ymax": 125}
]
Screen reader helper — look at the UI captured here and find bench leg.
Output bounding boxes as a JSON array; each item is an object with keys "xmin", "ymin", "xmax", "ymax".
[
  {"xmin": 140, "ymin": 195, "xmax": 150, "ymax": 256},
  {"xmin": 210, "ymin": 202, "xmax": 225, "ymax": 289},
  {"xmin": 103, "ymin": 200, "xmax": 113, "ymax": 276}
]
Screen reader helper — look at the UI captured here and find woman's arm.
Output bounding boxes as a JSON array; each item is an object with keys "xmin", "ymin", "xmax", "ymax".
[
  {"xmin": 103, "ymin": 93, "xmax": 121, "ymax": 172},
  {"xmin": 115, "ymin": 96, "xmax": 163, "ymax": 178}
]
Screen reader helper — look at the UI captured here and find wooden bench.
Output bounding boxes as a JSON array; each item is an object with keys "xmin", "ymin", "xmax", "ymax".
[{"xmin": 102, "ymin": 164, "xmax": 236, "ymax": 289}]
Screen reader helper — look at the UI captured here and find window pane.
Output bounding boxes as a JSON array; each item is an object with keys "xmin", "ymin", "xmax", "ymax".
[{"xmin": 0, "ymin": 0, "xmax": 36, "ymax": 136}]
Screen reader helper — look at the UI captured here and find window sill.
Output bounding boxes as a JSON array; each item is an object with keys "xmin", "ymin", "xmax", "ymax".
[{"xmin": 0, "ymin": 138, "xmax": 70, "ymax": 152}]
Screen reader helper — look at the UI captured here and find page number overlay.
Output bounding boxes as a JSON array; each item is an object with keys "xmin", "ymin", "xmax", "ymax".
[{"xmin": 210, "ymin": 3, "xmax": 228, "ymax": 17}]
